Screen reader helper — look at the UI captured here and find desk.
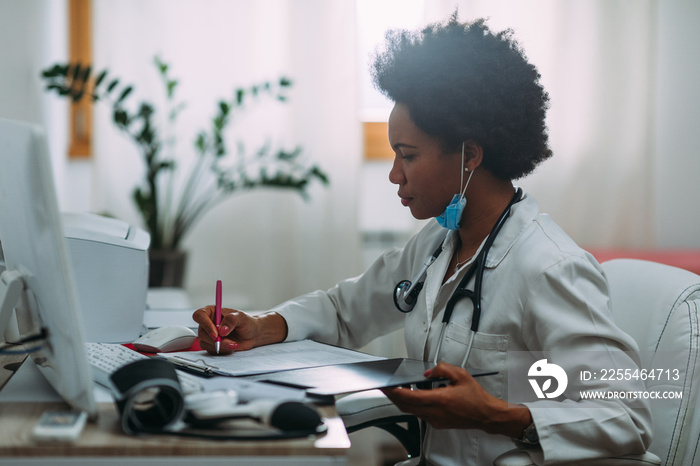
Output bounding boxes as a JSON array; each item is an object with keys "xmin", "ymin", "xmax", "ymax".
[{"xmin": 0, "ymin": 355, "xmax": 350, "ymax": 465}]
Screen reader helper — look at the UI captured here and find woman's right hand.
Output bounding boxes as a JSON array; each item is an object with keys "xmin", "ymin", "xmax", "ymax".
[
  {"xmin": 192, "ymin": 306, "xmax": 260, "ymax": 355},
  {"xmin": 192, "ymin": 307, "xmax": 288, "ymax": 355}
]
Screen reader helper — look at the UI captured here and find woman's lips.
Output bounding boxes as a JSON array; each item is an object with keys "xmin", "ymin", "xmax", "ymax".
[{"xmin": 399, "ymin": 195, "xmax": 412, "ymax": 206}]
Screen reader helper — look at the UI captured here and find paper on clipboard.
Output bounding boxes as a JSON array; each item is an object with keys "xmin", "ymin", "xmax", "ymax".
[{"xmin": 160, "ymin": 339, "xmax": 385, "ymax": 377}]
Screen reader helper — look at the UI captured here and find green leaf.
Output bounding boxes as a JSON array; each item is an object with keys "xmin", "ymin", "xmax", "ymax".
[
  {"xmin": 106, "ymin": 79, "xmax": 120, "ymax": 93},
  {"xmin": 113, "ymin": 108, "xmax": 129, "ymax": 127},
  {"xmin": 166, "ymin": 79, "xmax": 178, "ymax": 98},
  {"xmin": 195, "ymin": 132, "xmax": 207, "ymax": 153},
  {"xmin": 117, "ymin": 85, "xmax": 133, "ymax": 103},
  {"xmin": 311, "ymin": 166, "xmax": 330, "ymax": 185},
  {"xmin": 45, "ymin": 83, "xmax": 65, "ymax": 93},
  {"xmin": 154, "ymin": 55, "xmax": 168, "ymax": 75},
  {"xmin": 41, "ymin": 64, "xmax": 64, "ymax": 78},
  {"xmin": 81, "ymin": 65, "xmax": 91, "ymax": 83},
  {"xmin": 213, "ymin": 115, "xmax": 225, "ymax": 130},
  {"xmin": 218, "ymin": 100, "xmax": 230, "ymax": 115},
  {"xmin": 70, "ymin": 63, "xmax": 82, "ymax": 82},
  {"xmin": 94, "ymin": 70, "xmax": 108, "ymax": 88},
  {"xmin": 138, "ymin": 103, "xmax": 154, "ymax": 118}
]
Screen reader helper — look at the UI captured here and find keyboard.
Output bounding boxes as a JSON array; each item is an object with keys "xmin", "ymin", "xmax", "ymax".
[{"xmin": 85, "ymin": 342, "xmax": 202, "ymax": 395}]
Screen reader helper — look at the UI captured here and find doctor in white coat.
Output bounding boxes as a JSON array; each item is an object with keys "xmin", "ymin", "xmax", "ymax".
[{"xmin": 194, "ymin": 14, "xmax": 652, "ymax": 465}]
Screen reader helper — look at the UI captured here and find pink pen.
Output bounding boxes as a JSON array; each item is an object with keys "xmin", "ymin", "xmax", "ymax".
[{"xmin": 215, "ymin": 279, "xmax": 222, "ymax": 354}]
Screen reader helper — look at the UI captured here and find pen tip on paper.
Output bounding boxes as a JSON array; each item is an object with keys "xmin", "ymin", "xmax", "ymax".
[{"xmin": 216, "ymin": 341, "xmax": 220, "ymax": 355}]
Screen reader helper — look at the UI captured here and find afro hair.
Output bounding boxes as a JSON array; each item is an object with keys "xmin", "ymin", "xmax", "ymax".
[{"xmin": 372, "ymin": 14, "xmax": 552, "ymax": 180}]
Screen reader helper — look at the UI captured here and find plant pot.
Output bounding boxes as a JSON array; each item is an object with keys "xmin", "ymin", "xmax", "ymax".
[{"xmin": 148, "ymin": 249, "xmax": 188, "ymax": 288}]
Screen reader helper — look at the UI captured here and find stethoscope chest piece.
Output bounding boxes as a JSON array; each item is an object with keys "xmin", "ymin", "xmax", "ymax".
[
  {"xmin": 393, "ymin": 280, "xmax": 416, "ymax": 313},
  {"xmin": 393, "ymin": 243, "xmax": 443, "ymax": 314}
]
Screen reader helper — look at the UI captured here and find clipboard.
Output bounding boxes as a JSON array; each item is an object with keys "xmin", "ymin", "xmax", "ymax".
[{"xmin": 241, "ymin": 358, "xmax": 497, "ymax": 396}]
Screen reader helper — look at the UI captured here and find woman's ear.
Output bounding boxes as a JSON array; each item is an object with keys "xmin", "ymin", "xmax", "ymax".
[{"xmin": 463, "ymin": 141, "xmax": 483, "ymax": 171}]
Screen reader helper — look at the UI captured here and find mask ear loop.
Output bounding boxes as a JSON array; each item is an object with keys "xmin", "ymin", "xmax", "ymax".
[{"xmin": 459, "ymin": 142, "xmax": 474, "ymax": 198}]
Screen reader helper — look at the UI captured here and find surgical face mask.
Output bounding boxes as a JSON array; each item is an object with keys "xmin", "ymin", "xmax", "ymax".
[
  {"xmin": 435, "ymin": 142, "xmax": 473, "ymax": 230},
  {"xmin": 436, "ymin": 193, "xmax": 467, "ymax": 230}
]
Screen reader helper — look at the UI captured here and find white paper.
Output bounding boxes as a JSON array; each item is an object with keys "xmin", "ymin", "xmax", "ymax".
[{"xmin": 161, "ymin": 339, "xmax": 384, "ymax": 376}]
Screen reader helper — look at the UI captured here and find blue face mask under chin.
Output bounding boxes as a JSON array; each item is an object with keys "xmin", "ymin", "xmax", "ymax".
[
  {"xmin": 435, "ymin": 142, "xmax": 474, "ymax": 230},
  {"xmin": 436, "ymin": 194, "xmax": 466, "ymax": 230}
]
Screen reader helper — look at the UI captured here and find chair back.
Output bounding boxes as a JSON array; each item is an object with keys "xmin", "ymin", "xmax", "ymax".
[{"xmin": 603, "ymin": 259, "xmax": 700, "ymax": 466}]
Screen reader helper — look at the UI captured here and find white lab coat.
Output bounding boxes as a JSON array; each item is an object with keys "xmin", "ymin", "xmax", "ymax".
[{"xmin": 273, "ymin": 192, "xmax": 652, "ymax": 465}]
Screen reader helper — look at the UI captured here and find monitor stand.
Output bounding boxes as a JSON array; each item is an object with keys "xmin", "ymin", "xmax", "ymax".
[{"xmin": 0, "ymin": 355, "xmax": 60, "ymax": 402}]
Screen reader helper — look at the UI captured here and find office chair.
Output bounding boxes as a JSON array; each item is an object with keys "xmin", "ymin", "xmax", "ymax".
[{"xmin": 337, "ymin": 259, "xmax": 700, "ymax": 465}]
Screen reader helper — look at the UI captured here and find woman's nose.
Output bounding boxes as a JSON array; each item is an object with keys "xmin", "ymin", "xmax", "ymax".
[{"xmin": 388, "ymin": 157, "xmax": 404, "ymax": 185}]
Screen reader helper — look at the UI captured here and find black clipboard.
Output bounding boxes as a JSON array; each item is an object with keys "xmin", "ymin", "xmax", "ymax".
[{"xmin": 241, "ymin": 358, "xmax": 497, "ymax": 396}]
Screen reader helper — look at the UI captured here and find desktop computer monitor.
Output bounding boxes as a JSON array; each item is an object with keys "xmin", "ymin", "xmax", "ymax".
[{"xmin": 0, "ymin": 119, "xmax": 97, "ymax": 418}]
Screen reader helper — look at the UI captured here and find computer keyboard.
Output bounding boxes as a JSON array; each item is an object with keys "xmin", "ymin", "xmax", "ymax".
[{"xmin": 85, "ymin": 342, "xmax": 202, "ymax": 395}]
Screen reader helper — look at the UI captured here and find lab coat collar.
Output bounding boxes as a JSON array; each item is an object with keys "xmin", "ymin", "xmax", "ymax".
[{"xmin": 483, "ymin": 190, "xmax": 538, "ymax": 269}]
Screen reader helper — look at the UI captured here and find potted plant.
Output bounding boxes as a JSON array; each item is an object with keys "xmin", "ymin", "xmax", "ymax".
[{"xmin": 41, "ymin": 56, "xmax": 328, "ymax": 287}]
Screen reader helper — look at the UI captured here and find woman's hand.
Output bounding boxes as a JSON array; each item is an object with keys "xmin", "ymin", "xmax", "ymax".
[
  {"xmin": 382, "ymin": 362, "xmax": 532, "ymax": 437},
  {"xmin": 192, "ymin": 307, "xmax": 288, "ymax": 355}
]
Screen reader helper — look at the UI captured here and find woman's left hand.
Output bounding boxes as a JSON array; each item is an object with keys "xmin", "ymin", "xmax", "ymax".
[{"xmin": 382, "ymin": 362, "xmax": 531, "ymax": 437}]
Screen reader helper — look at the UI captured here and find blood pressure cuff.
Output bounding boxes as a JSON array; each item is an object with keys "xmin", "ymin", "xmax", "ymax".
[{"xmin": 110, "ymin": 358, "xmax": 185, "ymax": 435}]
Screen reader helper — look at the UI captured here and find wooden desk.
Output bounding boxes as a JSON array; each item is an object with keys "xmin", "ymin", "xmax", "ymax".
[{"xmin": 0, "ymin": 356, "xmax": 350, "ymax": 465}]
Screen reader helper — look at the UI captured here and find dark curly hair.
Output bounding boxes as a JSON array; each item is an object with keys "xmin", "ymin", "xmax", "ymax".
[{"xmin": 371, "ymin": 14, "xmax": 552, "ymax": 180}]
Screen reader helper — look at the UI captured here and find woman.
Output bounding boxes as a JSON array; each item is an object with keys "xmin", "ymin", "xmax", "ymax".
[{"xmin": 194, "ymin": 16, "xmax": 651, "ymax": 465}]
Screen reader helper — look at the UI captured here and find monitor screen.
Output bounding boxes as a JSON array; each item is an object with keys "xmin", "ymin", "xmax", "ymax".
[{"xmin": 0, "ymin": 119, "xmax": 97, "ymax": 418}]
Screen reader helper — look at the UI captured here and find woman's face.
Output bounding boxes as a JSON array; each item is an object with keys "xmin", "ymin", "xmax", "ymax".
[{"xmin": 388, "ymin": 103, "xmax": 462, "ymax": 220}]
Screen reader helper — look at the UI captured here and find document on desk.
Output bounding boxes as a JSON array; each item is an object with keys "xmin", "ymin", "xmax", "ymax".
[{"xmin": 161, "ymin": 339, "xmax": 384, "ymax": 377}]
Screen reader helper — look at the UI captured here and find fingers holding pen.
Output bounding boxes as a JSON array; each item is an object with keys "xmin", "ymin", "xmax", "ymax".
[
  {"xmin": 193, "ymin": 305, "xmax": 216, "ymax": 338},
  {"xmin": 192, "ymin": 306, "xmax": 258, "ymax": 355},
  {"xmin": 219, "ymin": 310, "xmax": 259, "ymax": 351}
]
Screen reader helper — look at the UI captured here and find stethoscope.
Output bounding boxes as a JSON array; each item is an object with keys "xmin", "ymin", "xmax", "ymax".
[{"xmin": 393, "ymin": 187, "xmax": 523, "ymax": 365}]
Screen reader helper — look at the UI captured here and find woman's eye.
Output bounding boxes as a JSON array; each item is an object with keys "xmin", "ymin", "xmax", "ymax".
[{"xmin": 401, "ymin": 154, "xmax": 415, "ymax": 161}]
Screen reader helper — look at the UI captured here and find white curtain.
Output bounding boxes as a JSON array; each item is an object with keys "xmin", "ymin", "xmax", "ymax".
[{"xmin": 92, "ymin": 0, "xmax": 362, "ymax": 309}]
